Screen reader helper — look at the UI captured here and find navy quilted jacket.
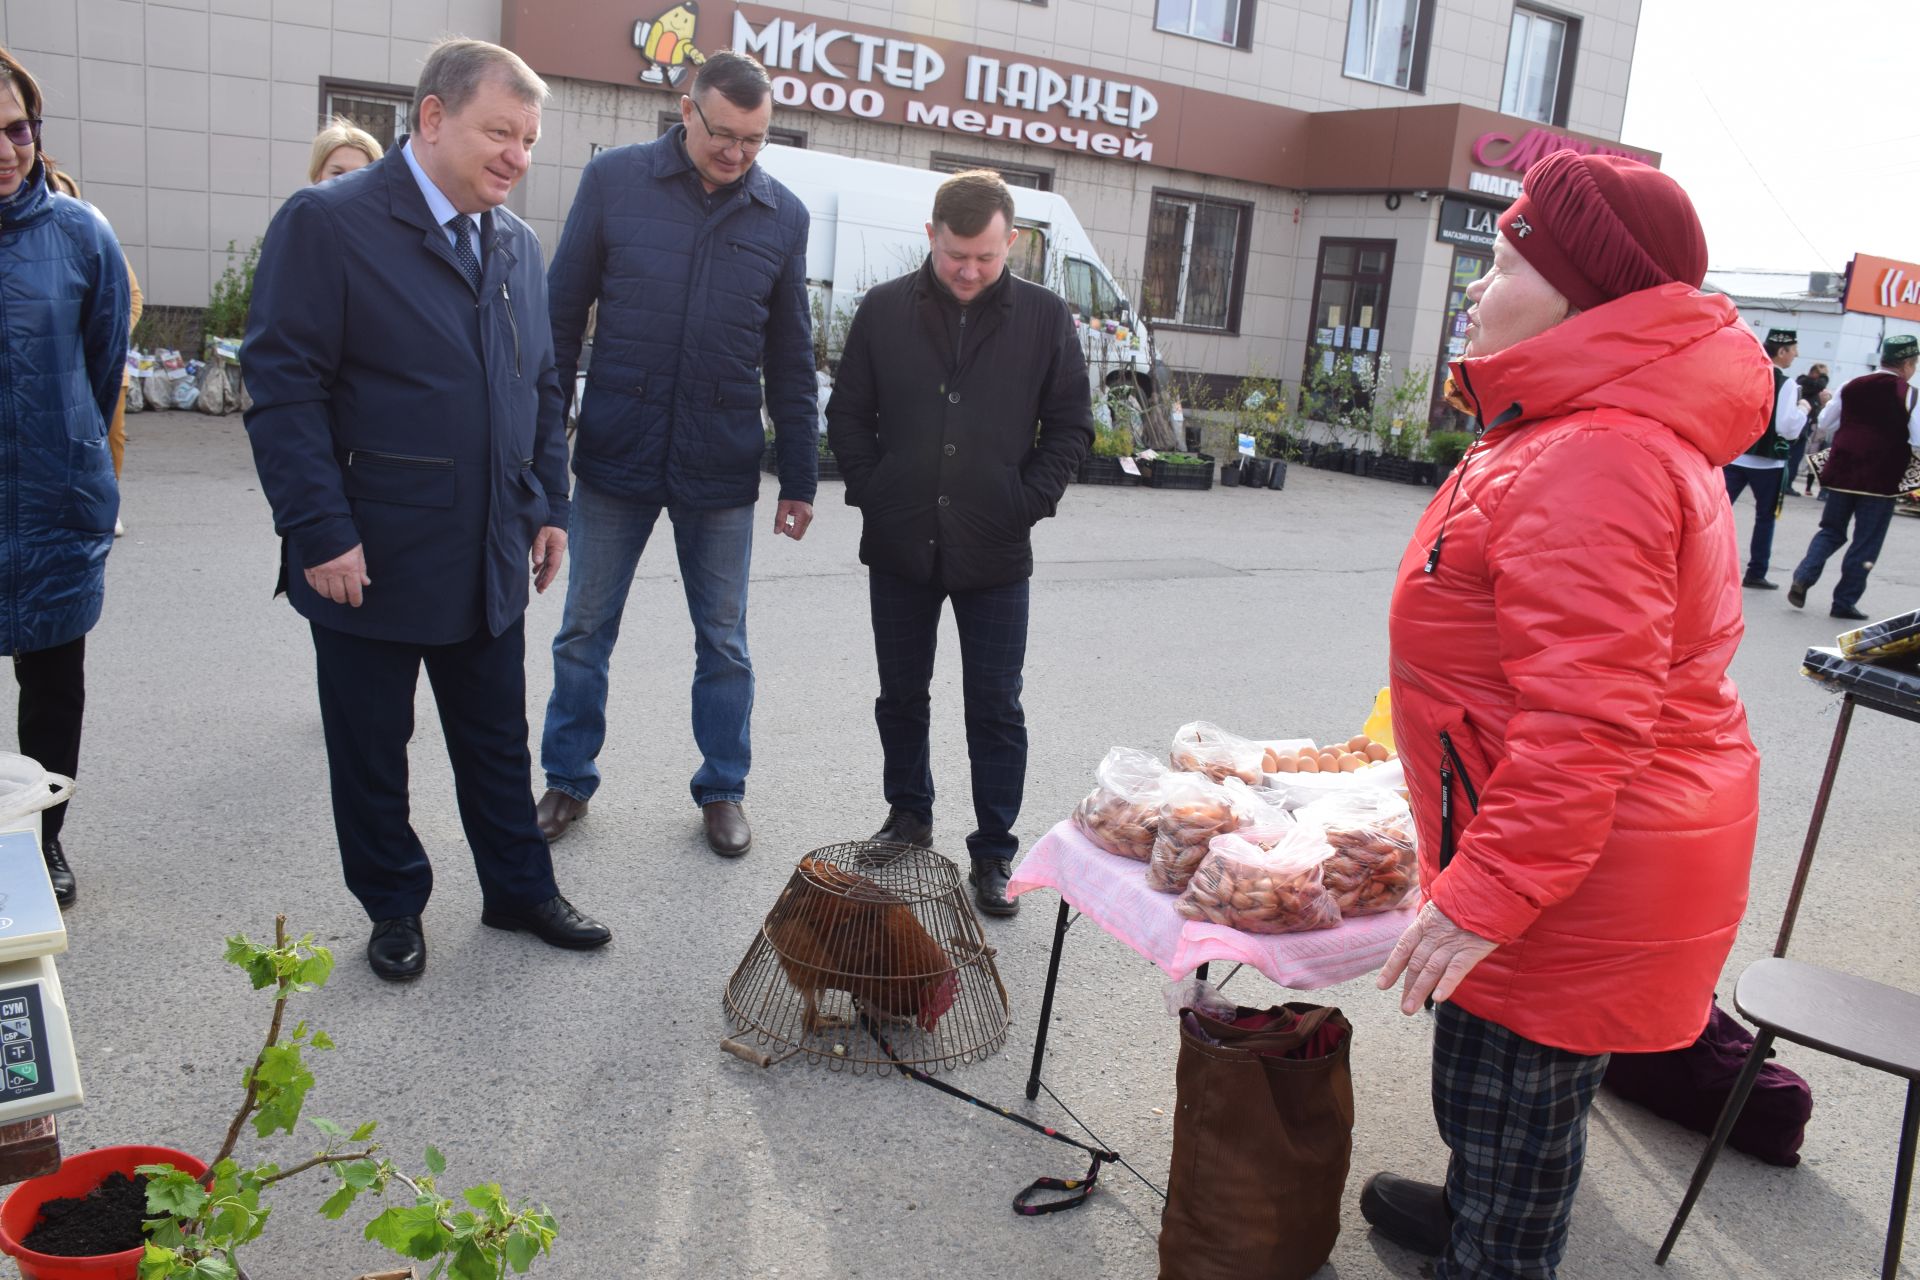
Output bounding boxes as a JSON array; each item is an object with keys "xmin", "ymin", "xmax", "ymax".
[
  {"xmin": 0, "ymin": 166, "xmax": 130, "ymax": 656},
  {"xmin": 542, "ymin": 128, "xmax": 816, "ymax": 509}
]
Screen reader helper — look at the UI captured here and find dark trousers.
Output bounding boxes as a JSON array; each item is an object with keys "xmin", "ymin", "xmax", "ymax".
[
  {"xmin": 13, "ymin": 637, "xmax": 85, "ymax": 844},
  {"xmin": 310, "ymin": 618, "xmax": 559, "ymax": 922},
  {"xmin": 1433, "ymin": 1002, "xmax": 1609, "ymax": 1280},
  {"xmin": 1722, "ymin": 464, "xmax": 1784, "ymax": 580},
  {"xmin": 1793, "ymin": 489, "xmax": 1897, "ymax": 611},
  {"xmin": 868, "ymin": 569, "xmax": 1029, "ymax": 863}
]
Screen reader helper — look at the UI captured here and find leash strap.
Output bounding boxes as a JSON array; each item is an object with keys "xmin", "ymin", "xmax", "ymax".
[{"xmin": 861, "ymin": 1015, "xmax": 1119, "ymax": 1215}]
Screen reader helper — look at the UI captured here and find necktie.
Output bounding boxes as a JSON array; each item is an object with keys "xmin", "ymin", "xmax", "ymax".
[{"xmin": 448, "ymin": 214, "xmax": 481, "ymax": 290}]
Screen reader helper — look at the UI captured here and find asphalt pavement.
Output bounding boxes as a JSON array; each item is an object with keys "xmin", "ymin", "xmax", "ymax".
[{"xmin": 12, "ymin": 410, "xmax": 1918, "ymax": 1279}]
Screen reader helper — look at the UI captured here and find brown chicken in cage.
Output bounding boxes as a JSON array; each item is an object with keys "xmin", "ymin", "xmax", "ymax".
[{"xmin": 767, "ymin": 856, "xmax": 961, "ymax": 1036}]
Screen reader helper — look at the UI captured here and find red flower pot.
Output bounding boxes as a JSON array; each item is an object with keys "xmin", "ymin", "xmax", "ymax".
[{"xmin": 0, "ymin": 1144, "xmax": 207, "ymax": 1279}]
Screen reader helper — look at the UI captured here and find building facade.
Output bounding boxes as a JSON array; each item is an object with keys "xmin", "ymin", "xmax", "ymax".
[
  {"xmin": 5, "ymin": 0, "xmax": 1646, "ymax": 422},
  {"xmin": 1710, "ymin": 255, "xmax": 1920, "ymax": 388}
]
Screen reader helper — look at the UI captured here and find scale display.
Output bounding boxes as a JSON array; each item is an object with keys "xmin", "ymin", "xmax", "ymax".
[
  {"xmin": 0, "ymin": 957, "xmax": 81, "ymax": 1121},
  {"xmin": 0, "ymin": 985, "xmax": 54, "ymax": 1103}
]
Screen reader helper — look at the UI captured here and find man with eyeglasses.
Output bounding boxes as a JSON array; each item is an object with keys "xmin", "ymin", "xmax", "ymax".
[{"xmin": 535, "ymin": 49, "xmax": 815, "ymax": 859}]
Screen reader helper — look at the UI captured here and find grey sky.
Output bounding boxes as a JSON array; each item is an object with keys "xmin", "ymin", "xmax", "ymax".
[{"xmin": 1622, "ymin": 0, "xmax": 1919, "ymax": 273}]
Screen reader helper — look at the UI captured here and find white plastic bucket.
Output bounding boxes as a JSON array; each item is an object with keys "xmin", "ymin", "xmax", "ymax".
[{"xmin": 0, "ymin": 755, "xmax": 75, "ymax": 848}]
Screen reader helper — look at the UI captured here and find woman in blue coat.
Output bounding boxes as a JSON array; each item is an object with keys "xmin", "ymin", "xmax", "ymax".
[{"xmin": 0, "ymin": 49, "xmax": 132, "ymax": 907}]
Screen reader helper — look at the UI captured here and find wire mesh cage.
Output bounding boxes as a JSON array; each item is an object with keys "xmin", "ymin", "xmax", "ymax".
[{"xmin": 723, "ymin": 842, "xmax": 1011, "ymax": 1076}]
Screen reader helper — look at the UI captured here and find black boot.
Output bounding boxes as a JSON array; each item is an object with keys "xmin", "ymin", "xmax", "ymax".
[
  {"xmin": 871, "ymin": 808, "xmax": 933, "ymax": 847},
  {"xmin": 42, "ymin": 836, "xmax": 75, "ymax": 909},
  {"xmin": 1359, "ymin": 1173, "xmax": 1452, "ymax": 1256},
  {"xmin": 969, "ymin": 857, "xmax": 1019, "ymax": 918}
]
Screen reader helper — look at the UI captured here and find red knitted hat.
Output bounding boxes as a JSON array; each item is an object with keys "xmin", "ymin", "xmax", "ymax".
[{"xmin": 1496, "ymin": 151, "xmax": 1708, "ymax": 311}]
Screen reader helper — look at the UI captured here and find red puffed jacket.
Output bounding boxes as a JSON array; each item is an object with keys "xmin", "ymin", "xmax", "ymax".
[{"xmin": 1388, "ymin": 284, "xmax": 1771, "ymax": 1056}]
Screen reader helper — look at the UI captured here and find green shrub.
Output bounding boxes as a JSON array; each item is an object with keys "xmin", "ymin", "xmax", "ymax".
[{"xmin": 202, "ymin": 238, "xmax": 261, "ymax": 343}]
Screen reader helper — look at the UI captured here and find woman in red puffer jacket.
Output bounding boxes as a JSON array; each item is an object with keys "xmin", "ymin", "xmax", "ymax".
[{"xmin": 1361, "ymin": 151, "xmax": 1771, "ymax": 1280}]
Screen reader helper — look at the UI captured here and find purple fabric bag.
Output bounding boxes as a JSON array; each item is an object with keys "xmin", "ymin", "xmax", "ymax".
[{"xmin": 1603, "ymin": 997, "xmax": 1813, "ymax": 1167}]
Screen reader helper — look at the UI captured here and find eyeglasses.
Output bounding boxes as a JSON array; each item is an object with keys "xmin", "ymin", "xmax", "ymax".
[
  {"xmin": 1, "ymin": 118, "xmax": 41, "ymax": 149},
  {"xmin": 688, "ymin": 97, "xmax": 766, "ymax": 157}
]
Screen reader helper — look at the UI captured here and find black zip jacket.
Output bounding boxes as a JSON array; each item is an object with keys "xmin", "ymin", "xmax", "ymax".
[{"xmin": 826, "ymin": 259, "xmax": 1093, "ymax": 592}]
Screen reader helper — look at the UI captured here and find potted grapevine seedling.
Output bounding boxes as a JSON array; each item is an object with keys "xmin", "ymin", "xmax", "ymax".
[{"xmin": 0, "ymin": 917, "xmax": 557, "ymax": 1280}]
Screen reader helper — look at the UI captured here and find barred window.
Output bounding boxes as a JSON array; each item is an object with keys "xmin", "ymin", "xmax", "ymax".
[
  {"xmin": 1143, "ymin": 192, "xmax": 1249, "ymax": 333},
  {"xmin": 319, "ymin": 79, "xmax": 412, "ymax": 150}
]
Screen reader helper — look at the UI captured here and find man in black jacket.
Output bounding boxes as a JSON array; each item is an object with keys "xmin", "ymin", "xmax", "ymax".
[{"xmin": 827, "ymin": 170, "xmax": 1092, "ymax": 917}]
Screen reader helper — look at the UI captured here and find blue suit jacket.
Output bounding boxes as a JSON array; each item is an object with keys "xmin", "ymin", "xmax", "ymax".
[{"xmin": 243, "ymin": 148, "xmax": 567, "ymax": 644}]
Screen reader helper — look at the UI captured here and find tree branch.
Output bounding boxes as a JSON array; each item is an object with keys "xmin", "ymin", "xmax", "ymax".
[
  {"xmin": 210, "ymin": 914, "xmax": 290, "ymax": 1172},
  {"xmin": 256, "ymin": 1147, "xmax": 377, "ymax": 1187}
]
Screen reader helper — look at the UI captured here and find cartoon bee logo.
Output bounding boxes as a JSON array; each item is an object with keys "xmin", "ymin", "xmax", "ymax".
[{"xmin": 633, "ymin": 1, "xmax": 706, "ymax": 88}]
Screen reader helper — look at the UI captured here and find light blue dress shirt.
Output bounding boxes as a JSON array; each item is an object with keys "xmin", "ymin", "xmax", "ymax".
[{"xmin": 400, "ymin": 138, "xmax": 468, "ymax": 251}]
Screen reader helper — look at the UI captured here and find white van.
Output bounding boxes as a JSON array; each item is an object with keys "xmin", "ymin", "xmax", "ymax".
[{"xmin": 753, "ymin": 145, "xmax": 1161, "ymax": 406}]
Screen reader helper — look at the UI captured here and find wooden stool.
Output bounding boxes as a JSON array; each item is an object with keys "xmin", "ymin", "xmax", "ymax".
[{"xmin": 1655, "ymin": 958, "xmax": 1920, "ymax": 1278}]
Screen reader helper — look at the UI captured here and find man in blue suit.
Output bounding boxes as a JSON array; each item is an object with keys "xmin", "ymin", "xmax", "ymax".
[{"xmin": 244, "ymin": 38, "xmax": 610, "ymax": 980}]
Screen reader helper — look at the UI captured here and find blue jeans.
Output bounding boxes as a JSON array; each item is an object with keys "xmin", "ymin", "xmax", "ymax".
[
  {"xmin": 869, "ymin": 569, "xmax": 1030, "ymax": 863},
  {"xmin": 1722, "ymin": 464, "xmax": 1784, "ymax": 580},
  {"xmin": 542, "ymin": 480, "xmax": 755, "ymax": 807},
  {"xmin": 1793, "ymin": 490, "xmax": 1896, "ymax": 611}
]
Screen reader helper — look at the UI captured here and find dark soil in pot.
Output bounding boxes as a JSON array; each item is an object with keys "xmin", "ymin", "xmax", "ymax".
[{"xmin": 21, "ymin": 1171, "xmax": 157, "ymax": 1256}]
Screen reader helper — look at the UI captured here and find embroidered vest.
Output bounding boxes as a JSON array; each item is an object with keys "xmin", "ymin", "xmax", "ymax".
[{"xmin": 1820, "ymin": 371, "xmax": 1916, "ymax": 497}]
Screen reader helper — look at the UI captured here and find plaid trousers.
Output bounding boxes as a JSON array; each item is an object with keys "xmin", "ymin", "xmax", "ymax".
[
  {"xmin": 1433, "ymin": 1001, "xmax": 1610, "ymax": 1280},
  {"xmin": 868, "ymin": 568, "xmax": 1029, "ymax": 862}
]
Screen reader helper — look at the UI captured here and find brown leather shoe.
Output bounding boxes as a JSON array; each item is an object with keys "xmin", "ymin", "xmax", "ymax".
[
  {"xmin": 703, "ymin": 800, "xmax": 751, "ymax": 858},
  {"xmin": 535, "ymin": 789, "xmax": 588, "ymax": 842}
]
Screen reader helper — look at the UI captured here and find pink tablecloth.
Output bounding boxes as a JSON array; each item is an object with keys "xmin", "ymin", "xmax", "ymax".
[{"xmin": 1008, "ymin": 820, "xmax": 1416, "ymax": 990}]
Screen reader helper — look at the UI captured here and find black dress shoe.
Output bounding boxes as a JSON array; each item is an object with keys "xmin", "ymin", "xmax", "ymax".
[
  {"xmin": 969, "ymin": 858, "xmax": 1019, "ymax": 918},
  {"xmin": 367, "ymin": 916, "xmax": 425, "ymax": 982},
  {"xmin": 1359, "ymin": 1172, "xmax": 1452, "ymax": 1257},
  {"xmin": 1832, "ymin": 604, "xmax": 1870, "ymax": 621},
  {"xmin": 41, "ymin": 837, "xmax": 74, "ymax": 909},
  {"xmin": 481, "ymin": 894, "xmax": 612, "ymax": 950},
  {"xmin": 871, "ymin": 808, "xmax": 933, "ymax": 847},
  {"xmin": 1742, "ymin": 575, "xmax": 1779, "ymax": 590},
  {"xmin": 535, "ymin": 789, "xmax": 588, "ymax": 842},
  {"xmin": 1787, "ymin": 580, "xmax": 1809, "ymax": 609},
  {"xmin": 702, "ymin": 801, "xmax": 751, "ymax": 857}
]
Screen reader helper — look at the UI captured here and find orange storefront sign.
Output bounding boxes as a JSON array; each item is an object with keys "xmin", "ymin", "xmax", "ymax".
[{"xmin": 1845, "ymin": 254, "xmax": 1920, "ymax": 321}]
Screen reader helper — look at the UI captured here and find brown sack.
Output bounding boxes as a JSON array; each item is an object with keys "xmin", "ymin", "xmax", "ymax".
[{"xmin": 1157, "ymin": 1003, "xmax": 1354, "ymax": 1280}]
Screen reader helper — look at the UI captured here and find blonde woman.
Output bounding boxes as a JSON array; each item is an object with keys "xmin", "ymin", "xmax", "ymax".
[{"xmin": 307, "ymin": 117, "xmax": 383, "ymax": 184}]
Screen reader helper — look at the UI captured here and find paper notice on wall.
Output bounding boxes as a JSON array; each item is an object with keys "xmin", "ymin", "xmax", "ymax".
[
  {"xmin": 1358, "ymin": 306, "xmax": 1375, "ymax": 329},
  {"xmin": 1317, "ymin": 327, "xmax": 1335, "ymax": 347},
  {"xmin": 1327, "ymin": 305, "xmax": 1343, "ymax": 327},
  {"xmin": 1367, "ymin": 329, "xmax": 1380, "ymax": 352},
  {"xmin": 1333, "ymin": 326, "xmax": 1347, "ymax": 347},
  {"xmin": 1320, "ymin": 351, "xmax": 1335, "ymax": 374}
]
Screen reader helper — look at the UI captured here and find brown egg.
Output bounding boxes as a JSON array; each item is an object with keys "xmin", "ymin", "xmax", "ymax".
[
  {"xmin": 1297, "ymin": 756, "xmax": 1320, "ymax": 774},
  {"xmin": 1338, "ymin": 753, "xmax": 1365, "ymax": 772},
  {"xmin": 1318, "ymin": 753, "xmax": 1341, "ymax": 772},
  {"xmin": 1365, "ymin": 742, "xmax": 1391, "ymax": 762},
  {"xmin": 1275, "ymin": 755, "xmax": 1299, "ymax": 773},
  {"xmin": 1298, "ymin": 745, "xmax": 1319, "ymax": 760},
  {"xmin": 1346, "ymin": 735, "xmax": 1371, "ymax": 753},
  {"xmin": 1262, "ymin": 747, "xmax": 1281, "ymax": 772}
]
